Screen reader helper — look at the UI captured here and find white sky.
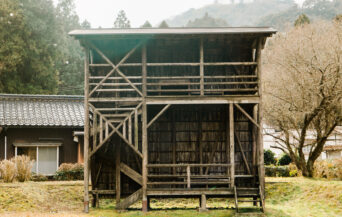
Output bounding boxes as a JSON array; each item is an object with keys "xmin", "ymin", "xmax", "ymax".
[{"xmin": 59, "ymin": 0, "xmax": 305, "ymax": 28}]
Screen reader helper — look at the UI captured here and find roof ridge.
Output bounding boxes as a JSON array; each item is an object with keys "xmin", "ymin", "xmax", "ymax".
[{"xmin": 0, "ymin": 94, "xmax": 84, "ymax": 100}]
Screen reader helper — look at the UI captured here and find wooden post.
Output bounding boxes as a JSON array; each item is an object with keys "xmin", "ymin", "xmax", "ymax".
[
  {"xmin": 123, "ymin": 120, "xmax": 126, "ymax": 139},
  {"xmin": 142, "ymin": 44, "xmax": 149, "ymax": 212},
  {"xmin": 134, "ymin": 109, "xmax": 139, "ymax": 149},
  {"xmin": 199, "ymin": 109, "xmax": 203, "ymax": 175},
  {"xmin": 116, "ymin": 143, "xmax": 121, "ymax": 204},
  {"xmin": 256, "ymin": 38, "xmax": 265, "ymax": 197},
  {"xmin": 128, "ymin": 116, "xmax": 132, "ymax": 144},
  {"xmin": 93, "ymin": 113, "xmax": 97, "ymax": 150},
  {"xmin": 200, "ymin": 38, "xmax": 204, "ymax": 95},
  {"xmin": 229, "ymin": 103, "xmax": 235, "ymax": 188},
  {"xmin": 253, "ymin": 105, "xmax": 258, "ymax": 176},
  {"xmin": 83, "ymin": 48, "xmax": 90, "ymax": 213},
  {"xmin": 226, "ymin": 105, "xmax": 230, "ymax": 176},
  {"xmin": 187, "ymin": 166, "xmax": 191, "ymax": 188},
  {"xmin": 199, "ymin": 194, "xmax": 207, "ymax": 212},
  {"xmin": 100, "ymin": 116, "xmax": 103, "ymax": 143}
]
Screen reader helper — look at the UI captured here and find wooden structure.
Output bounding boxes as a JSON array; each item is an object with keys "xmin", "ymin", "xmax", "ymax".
[{"xmin": 70, "ymin": 27, "xmax": 276, "ymax": 212}]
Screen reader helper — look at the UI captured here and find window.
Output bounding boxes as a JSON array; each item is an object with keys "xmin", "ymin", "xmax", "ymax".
[{"xmin": 14, "ymin": 143, "xmax": 60, "ymax": 175}]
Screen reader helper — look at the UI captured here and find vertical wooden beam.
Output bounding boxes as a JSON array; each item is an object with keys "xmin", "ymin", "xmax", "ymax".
[
  {"xmin": 229, "ymin": 103, "xmax": 235, "ymax": 188},
  {"xmin": 93, "ymin": 113, "xmax": 97, "ymax": 150},
  {"xmin": 123, "ymin": 120, "xmax": 126, "ymax": 139},
  {"xmin": 200, "ymin": 194, "xmax": 207, "ymax": 211},
  {"xmin": 99, "ymin": 116, "xmax": 103, "ymax": 143},
  {"xmin": 134, "ymin": 109, "xmax": 139, "ymax": 149},
  {"xmin": 141, "ymin": 44, "xmax": 148, "ymax": 212},
  {"xmin": 105, "ymin": 121, "xmax": 109, "ymax": 138},
  {"xmin": 116, "ymin": 143, "xmax": 121, "ymax": 204},
  {"xmin": 256, "ymin": 38, "xmax": 265, "ymax": 197},
  {"xmin": 200, "ymin": 38, "xmax": 204, "ymax": 95},
  {"xmin": 187, "ymin": 166, "xmax": 191, "ymax": 188},
  {"xmin": 128, "ymin": 115, "xmax": 132, "ymax": 144},
  {"xmin": 199, "ymin": 109, "xmax": 203, "ymax": 175},
  {"xmin": 252, "ymin": 105, "xmax": 258, "ymax": 176},
  {"xmin": 83, "ymin": 48, "xmax": 90, "ymax": 213},
  {"xmin": 226, "ymin": 105, "xmax": 230, "ymax": 176}
]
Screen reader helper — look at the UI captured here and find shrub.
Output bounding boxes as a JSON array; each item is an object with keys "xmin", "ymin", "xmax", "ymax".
[
  {"xmin": 289, "ymin": 170, "xmax": 298, "ymax": 177},
  {"xmin": 314, "ymin": 160, "xmax": 342, "ymax": 180},
  {"xmin": 278, "ymin": 154, "xmax": 292, "ymax": 166},
  {"xmin": 265, "ymin": 165, "xmax": 290, "ymax": 177},
  {"xmin": 11, "ymin": 155, "xmax": 33, "ymax": 182},
  {"xmin": 0, "ymin": 160, "xmax": 17, "ymax": 182},
  {"xmin": 264, "ymin": 149, "xmax": 277, "ymax": 165},
  {"xmin": 54, "ymin": 163, "xmax": 84, "ymax": 180}
]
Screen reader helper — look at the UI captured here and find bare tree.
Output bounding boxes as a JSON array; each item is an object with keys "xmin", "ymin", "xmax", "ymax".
[{"xmin": 263, "ymin": 22, "xmax": 342, "ymax": 177}]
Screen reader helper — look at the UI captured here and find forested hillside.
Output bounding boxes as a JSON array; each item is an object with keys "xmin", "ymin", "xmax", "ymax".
[{"xmin": 166, "ymin": 0, "xmax": 342, "ymax": 30}]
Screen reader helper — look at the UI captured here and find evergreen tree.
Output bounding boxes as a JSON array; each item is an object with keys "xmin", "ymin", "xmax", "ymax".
[
  {"xmin": 294, "ymin": 13, "xmax": 310, "ymax": 27},
  {"xmin": 141, "ymin": 20, "xmax": 152, "ymax": 28},
  {"xmin": 0, "ymin": 0, "xmax": 61, "ymax": 94},
  {"xmin": 114, "ymin": 10, "xmax": 131, "ymax": 28},
  {"xmin": 81, "ymin": 20, "xmax": 91, "ymax": 29},
  {"xmin": 159, "ymin": 20, "xmax": 169, "ymax": 28},
  {"xmin": 55, "ymin": 0, "xmax": 84, "ymax": 95}
]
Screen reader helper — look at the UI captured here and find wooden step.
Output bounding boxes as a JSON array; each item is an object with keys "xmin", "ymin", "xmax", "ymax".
[{"xmin": 116, "ymin": 188, "xmax": 142, "ymax": 210}]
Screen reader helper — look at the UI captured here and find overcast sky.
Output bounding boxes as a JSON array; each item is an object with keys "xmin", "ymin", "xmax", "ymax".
[{"xmin": 59, "ymin": 0, "xmax": 305, "ymax": 28}]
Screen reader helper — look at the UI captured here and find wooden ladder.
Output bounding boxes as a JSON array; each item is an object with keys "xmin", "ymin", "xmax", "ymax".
[{"xmin": 234, "ymin": 185, "xmax": 265, "ymax": 213}]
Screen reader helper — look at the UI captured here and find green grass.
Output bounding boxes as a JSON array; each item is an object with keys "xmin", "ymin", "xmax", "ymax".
[{"xmin": 0, "ymin": 178, "xmax": 341, "ymax": 216}]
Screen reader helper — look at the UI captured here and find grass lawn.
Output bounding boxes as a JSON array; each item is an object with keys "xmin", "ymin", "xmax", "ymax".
[{"xmin": 0, "ymin": 177, "xmax": 341, "ymax": 217}]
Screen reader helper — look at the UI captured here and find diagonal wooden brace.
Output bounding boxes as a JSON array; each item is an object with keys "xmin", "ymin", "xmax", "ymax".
[
  {"xmin": 89, "ymin": 103, "xmax": 143, "ymax": 158},
  {"xmin": 234, "ymin": 103, "xmax": 260, "ymax": 129},
  {"xmin": 147, "ymin": 104, "xmax": 171, "ymax": 128},
  {"xmin": 87, "ymin": 41, "xmax": 143, "ymax": 96}
]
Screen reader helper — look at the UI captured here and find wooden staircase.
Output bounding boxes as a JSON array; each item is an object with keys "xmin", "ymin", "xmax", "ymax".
[
  {"xmin": 234, "ymin": 185, "xmax": 265, "ymax": 213},
  {"xmin": 116, "ymin": 188, "xmax": 142, "ymax": 210}
]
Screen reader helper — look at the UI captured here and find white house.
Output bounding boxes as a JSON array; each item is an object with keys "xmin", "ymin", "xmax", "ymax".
[{"xmin": 263, "ymin": 125, "xmax": 342, "ymax": 160}]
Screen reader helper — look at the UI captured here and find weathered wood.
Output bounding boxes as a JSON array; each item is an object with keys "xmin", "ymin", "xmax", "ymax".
[
  {"xmin": 256, "ymin": 38, "xmax": 265, "ymax": 197},
  {"xmin": 83, "ymin": 48, "xmax": 90, "ymax": 213},
  {"xmin": 187, "ymin": 166, "xmax": 191, "ymax": 188},
  {"xmin": 234, "ymin": 131, "xmax": 251, "ymax": 175},
  {"xmin": 147, "ymin": 104, "xmax": 171, "ymax": 128},
  {"xmin": 172, "ymin": 110, "xmax": 176, "ymax": 175},
  {"xmin": 200, "ymin": 38, "xmax": 204, "ymax": 95},
  {"xmin": 253, "ymin": 105, "xmax": 258, "ymax": 177},
  {"xmin": 123, "ymin": 120, "xmax": 126, "ymax": 139},
  {"xmin": 128, "ymin": 115, "xmax": 132, "ymax": 144},
  {"xmin": 89, "ymin": 61, "xmax": 257, "ymax": 67},
  {"xmin": 141, "ymin": 44, "xmax": 148, "ymax": 212},
  {"xmin": 200, "ymin": 194, "xmax": 207, "ymax": 212},
  {"xmin": 99, "ymin": 116, "xmax": 103, "ymax": 143},
  {"xmin": 229, "ymin": 103, "xmax": 235, "ymax": 188},
  {"xmin": 87, "ymin": 42, "xmax": 143, "ymax": 96},
  {"xmin": 147, "ymin": 163, "xmax": 231, "ymax": 168},
  {"xmin": 198, "ymin": 109, "xmax": 203, "ymax": 175},
  {"xmin": 234, "ymin": 103, "xmax": 260, "ymax": 129},
  {"xmin": 92, "ymin": 113, "xmax": 97, "ymax": 150},
  {"xmin": 205, "ymin": 142, "xmax": 219, "ymax": 174},
  {"xmin": 134, "ymin": 109, "xmax": 138, "ymax": 149},
  {"xmin": 116, "ymin": 188, "xmax": 142, "ymax": 210},
  {"xmin": 120, "ymin": 162, "xmax": 142, "ymax": 185},
  {"xmin": 116, "ymin": 143, "xmax": 121, "ymax": 204}
]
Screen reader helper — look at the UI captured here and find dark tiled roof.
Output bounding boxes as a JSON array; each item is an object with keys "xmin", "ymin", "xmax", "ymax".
[{"xmin": 0, "ymin": 94, "xmax": 84, "ymax": 127}]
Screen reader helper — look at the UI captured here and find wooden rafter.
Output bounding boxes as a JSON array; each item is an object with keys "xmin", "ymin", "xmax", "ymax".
[
  {"xmin": 87, "ymin": 41, "xmax": 143, "ymax": 97},
  {"xmin": 147, "ymin": 104, "xmax": 171, "ymax": 128}
]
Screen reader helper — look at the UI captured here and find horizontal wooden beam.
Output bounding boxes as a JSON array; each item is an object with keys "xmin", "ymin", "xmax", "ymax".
[
  {"xmin": 89, "ymin": 62, "xmax": 257, "ymax": 67},
  {"xmin": 147, "ymin": 163, "xmax": 231, "ymax": 168}
]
